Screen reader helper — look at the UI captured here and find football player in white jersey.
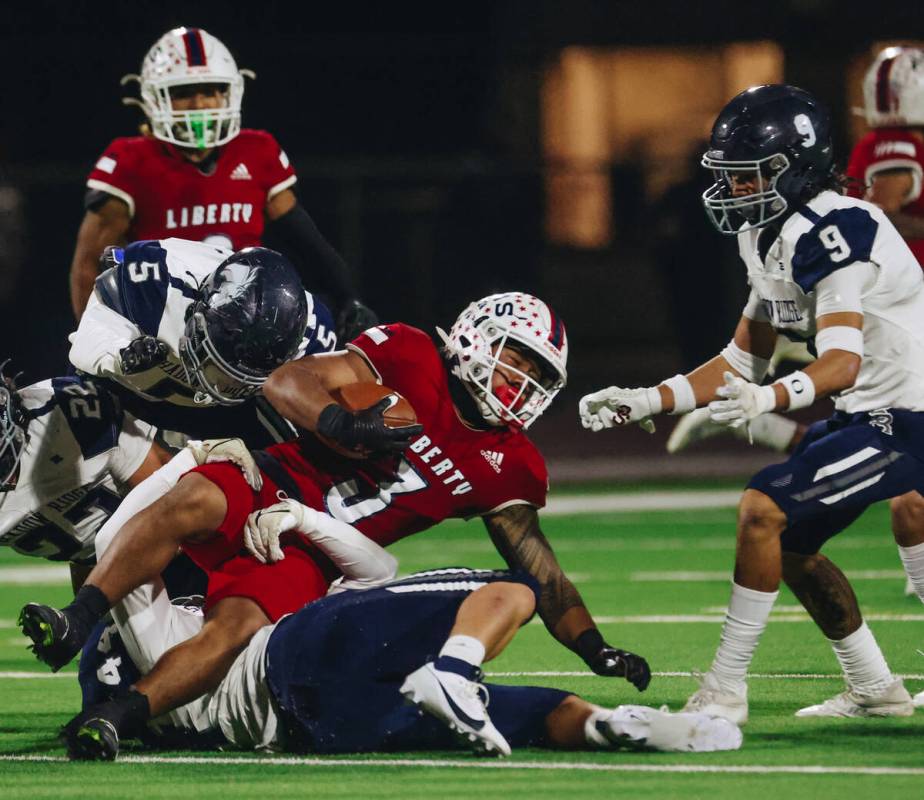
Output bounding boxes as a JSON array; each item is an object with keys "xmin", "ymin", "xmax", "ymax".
[
  {"xmin": 68, "ymin": 238, "xmax": 337, "ymax": 447},
  {"xmin": 0, "ymin": 367, "xmax": 251, "ymax": 591},
  {"xmin": 580, "ymin": 85, "xmax": 924, "ymax": 722}
]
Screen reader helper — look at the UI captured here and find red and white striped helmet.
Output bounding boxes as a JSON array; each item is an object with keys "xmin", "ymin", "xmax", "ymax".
[
  {"xmin": 123, "ymin": 27, "xmax": 251, "ymax": 149},
  {"xmin": 863, "ymin": 46, "xmax": 924, "ymax": 128},
  {"xmin": 438, "ymin": 292, "xmax": 568, "ymax": 429}
]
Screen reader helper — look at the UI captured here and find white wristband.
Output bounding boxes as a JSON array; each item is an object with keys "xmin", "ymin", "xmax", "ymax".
[
  {"xmin": 644, "ymin": 386, "xmax": 663, "ymax": 416},
  {"xmin": 776, "ymin": 370, "xmax": 815, "ymax": 411},
  {"xmin": 720, "ymin": 340, "xmax": 770, "ymax": 384},
  {"xmin": 815, "ymin": 326, "xmax": 864, "ymax": 358},
  {"xmin": 663, "ymin": 374, "xmax": 696, "ymax": 415}
]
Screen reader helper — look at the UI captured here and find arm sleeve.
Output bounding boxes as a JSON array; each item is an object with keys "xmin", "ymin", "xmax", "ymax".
[
  {"xmin": 304, "ymin": 512, "xmax": 399, "ymax": 592},
  {"xmin": 742, "ymin": 288, "xmax": 770, "ymax": 322},
  {"xmin": 68, "ymin": 292, "xmax": 141, "ymax": 376},
  {"xmin": 815, "ymin": 261, "xmax": 877, "ymax": 317},
  {"xmin": 265, "ymin": 203, "xmax": 355, "ymax": 309}
]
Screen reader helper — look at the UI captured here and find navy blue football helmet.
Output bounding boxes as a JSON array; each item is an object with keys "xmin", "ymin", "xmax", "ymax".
[
  {"xmin": 0, "ymin": 363, "xmax": 26, "ymax": 491},
  {"xmin": 702, "ymin": 84, "xmax": 835, "ymax": 234},
  {"xmin": 179, "ymin": 247, "xmax": 309, "ymax": 405}
]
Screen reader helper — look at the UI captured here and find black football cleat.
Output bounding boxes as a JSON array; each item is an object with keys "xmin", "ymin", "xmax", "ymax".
[
  {"xmin": 62, "ymin": 713, "xmax": 120, "ymax": 761},
  {"xmin": 18, "ymin": 603, "xmax": 84, "ymax": 672}
]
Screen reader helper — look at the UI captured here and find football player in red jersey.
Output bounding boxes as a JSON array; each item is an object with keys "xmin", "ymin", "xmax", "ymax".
[
  {"xmin": 21, "ymin": 293, "xmax": 651, "ymax": 750},
  {"xmin": 847, "ymin": 46, "xmax": 924, "ymax": 266},
  {"xmin": 69, "ymin": 27, "xmax": 374, "ymax": 337}
]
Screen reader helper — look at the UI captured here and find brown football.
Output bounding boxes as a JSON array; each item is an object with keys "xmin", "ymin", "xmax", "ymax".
[{"xmin": 318, "ymin": 382, "xmax": 417, "ymax": 459}]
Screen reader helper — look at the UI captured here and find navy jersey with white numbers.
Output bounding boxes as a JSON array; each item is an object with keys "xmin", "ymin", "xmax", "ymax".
[{"xmin": 0, "ymin": 377, "xmax": 155, "ymax": 563}]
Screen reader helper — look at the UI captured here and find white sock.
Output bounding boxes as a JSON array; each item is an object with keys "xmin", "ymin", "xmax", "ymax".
[
  {"xmin": 710, "ymin": 582, "xmax": 778, "ymax": 693},
  {"xmin": 733, "ymin": 413, "xmax": 799, "ymax": 452},
  {"xmin": 898, "ymin": 542, "xmax": 924, "ymax": 603},
  {"xmin": 830, "ymin": 622, "xmax": 894, "ymax": 695},
  {"xmin": 439, "ymin": 635, "xmax": 486, "ymax": 667}
]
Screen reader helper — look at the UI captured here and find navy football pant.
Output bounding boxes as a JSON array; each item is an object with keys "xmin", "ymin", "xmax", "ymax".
[
  {"xmin": 264, "ymin": 568, "xmax": 572, "ymax": 753},
  {"xmin": 748, "ymin": 409, "xmax": 924, "ymax": 554}
]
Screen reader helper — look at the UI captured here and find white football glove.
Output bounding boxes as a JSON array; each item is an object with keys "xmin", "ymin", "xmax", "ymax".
[
  {"xmin": 243, "ymin": 498, "xmax": 319, "ymax": 564},
  {"xmin": 579, "ymin": 386, "xmax": 659, "ymax": 433},
  {"xmin": 186, "ymin": 438, "xmax": 263, "ymax": 491},
  {"xmin": 708, "ymin": 371, "xmax": 776, "ymax": 429}
]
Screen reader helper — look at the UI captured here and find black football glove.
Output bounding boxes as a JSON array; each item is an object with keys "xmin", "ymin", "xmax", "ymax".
[
  {"xmin": 575, "ymin": 628, "xmax": 651, "ymax": 691},
  {"xmin": 119, "ymin": 336, "xmax": 169, "ymax": 375},
  {"xmin": 336, "ymin": 299, "xmax": 379, "ymax": 343},
  {"xmin": 317, "ymin": 398, "xmax": 423, "ymax": 455}
]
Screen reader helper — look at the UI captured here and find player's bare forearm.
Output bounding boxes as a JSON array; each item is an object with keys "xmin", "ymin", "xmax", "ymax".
[
  {"xmin": 69, "ymin": 200, "xmax": 131, "ymax": 320},
  {"xmin": 482, "ymin": 504, "xmax": 591, "ymax": 649},
  {"xmin": 263, "ymin": 350, "xmax": 375, "ymax": 430},
  {"xmin": 657, "ymin": 316, "xmax": 777, "ymax": 413}
]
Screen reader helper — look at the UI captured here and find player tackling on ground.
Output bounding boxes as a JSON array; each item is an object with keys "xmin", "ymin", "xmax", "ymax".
[{"xmin": 580, "ymin": 84, "xmax": 924, "ymax": 722}]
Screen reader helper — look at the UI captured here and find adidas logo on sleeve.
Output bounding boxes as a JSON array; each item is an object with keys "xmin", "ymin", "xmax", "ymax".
[{"xmin": 480, "ymin": 450, "xmax": 504, "ymax": 473}]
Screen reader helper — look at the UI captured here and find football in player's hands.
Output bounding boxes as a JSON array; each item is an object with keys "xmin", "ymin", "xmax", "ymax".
[
  {"xmin": 119, "ymin": 336, "xmax": 169, "ymax": 374},
  {"xmin": 316, "ymin": 382, "xmax": 421, "ymax": 459}
]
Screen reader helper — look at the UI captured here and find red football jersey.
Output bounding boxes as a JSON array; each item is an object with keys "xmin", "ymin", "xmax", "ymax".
[
  {"xmin": 267, "ymin": 323, "xmax": 549, "ymax": 547},
  {"xmin": 846, "ymin": 128, "xmax": 924, "ymax": 265},
  {"xmin": 86, "ymin": 129, "xmax": 296, "ymax": 249}
]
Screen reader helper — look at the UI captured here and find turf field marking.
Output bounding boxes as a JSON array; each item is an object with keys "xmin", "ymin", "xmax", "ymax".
[
  {"xmin": 0, "ymin": 565, "xmax": 70, "ymax": 584},
  {"xmin": 2, "ymin": 753, "xmax": 924, "ymax": 775},
  {"xmin": 631, "ymin": 569, "xmax": 906, "ymax": 582},
  {"xmin": 589, "ymin": 613, "xmax": 924, "ymax": 623},
  {"xmin": 3, "ymin": 669, "xmax": 924, "ymax": 681},
  {"xmin": 545, "ymin": 490, "xmax": 741, "ymax": 514}
]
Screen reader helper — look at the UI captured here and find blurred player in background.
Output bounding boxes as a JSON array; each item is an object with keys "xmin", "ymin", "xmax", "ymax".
[
  {"xmin": 69, "ymin": 27, "xmax": 375, "ymax": 339},
  {"xmin": 580, "ymin": 85, "xmax": 924, "ymax": 722},
  {"xmin": 22, "ymin": 293, "xmax": 651, "ymax": 748}
]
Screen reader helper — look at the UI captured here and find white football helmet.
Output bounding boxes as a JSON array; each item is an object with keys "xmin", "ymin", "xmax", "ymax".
[
  {"xmin": 122, "ymin": 27, "xmax": 254, "ymax": 149},
  {"xmin": 863, "ymin": 46, "xmax": 924, "ymax": 128},
  {"xmin": 438, "ymin": 293, "xmax": 568, "ymax": 429}
]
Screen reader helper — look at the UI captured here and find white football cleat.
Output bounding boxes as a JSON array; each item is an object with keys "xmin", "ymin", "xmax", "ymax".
[
  {"xmin": 591, "ymin": 705, "xmax": 742, "ymax": 752},
  {"xmin": 913, "ymin": 689, "xmax": 924, "ymax": 708},
  {"xmin": 905, "ymin": 577, "xmax": 916, "ymax": 597},
  {"xmin": 666, "ymin": 408, "xmax": 730, "ymax": 454},
  {"xmin": 400, "ymin": 662, "xmax": 511, "ymax": 756},
  {"xmin": 795, "ymin": 678, "xmax": 914, "ymax": 718},
  {"xmin": 682, "ymin": 672, "xmax": 749, "ymax": 726}
]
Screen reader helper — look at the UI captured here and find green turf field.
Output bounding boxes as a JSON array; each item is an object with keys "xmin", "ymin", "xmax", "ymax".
[{"xmin": 2, "ymin": 489, "xmax": 923, "ymax": 799}]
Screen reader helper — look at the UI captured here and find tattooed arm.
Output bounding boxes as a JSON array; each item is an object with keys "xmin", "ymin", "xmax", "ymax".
[{"xmin": 482, "ymin": 504, "xmax": 652, "ymax": 690}]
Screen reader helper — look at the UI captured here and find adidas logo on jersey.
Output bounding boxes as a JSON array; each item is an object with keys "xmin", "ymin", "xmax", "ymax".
[
  {"xmin": 480, "ymin": 449, "xmax": 504, "ymax": 473},
  {"xmin": 230, "ymin": 162, "xmax": 252, "ymax": 180}
]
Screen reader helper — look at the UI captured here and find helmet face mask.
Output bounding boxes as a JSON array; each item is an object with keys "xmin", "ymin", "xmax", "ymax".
[
  {"xmin": 179, "ymin": 311, "xmax": 266, "ymax": 406},
  {"xmin": 702, "ymin": 152, "xmax": 791, "ymax": 234},
  {"xmin": 439, "ymin": 293, "xmax": 568, "ymax": 430},
  {"xmin": 0, "ymin": 370, "xmax": 26, "ymax": 492},
  {"xmin": 701, "ymin": 85, "xmax": 834, "ymax": 235},
  {"xmin": 125, "ymin": 27, "xmax": 248, "ymax": 150}
]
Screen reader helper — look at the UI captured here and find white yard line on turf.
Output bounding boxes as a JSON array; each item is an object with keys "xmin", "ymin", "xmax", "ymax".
[
  {"xmin": 4, "ymin": 669, "xmax": 924, "ymax": 681},
  {"xmin": 1, "ymin": 753, "xmax": 923, "ymax": 775},
  {"xmin": 545, "ymin": 490, "xmax": 741, "ymax": 515},
  {"xmin": 0, "ymin": 565, "xmax": 70, "ymax": 584},
  {"xmin": 631, "ymin": 569, "xmax": 906, "ymax": 582}
]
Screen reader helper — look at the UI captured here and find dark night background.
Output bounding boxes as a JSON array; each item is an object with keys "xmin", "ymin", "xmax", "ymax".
[{"xmin": 0, "ymin": 0, "xmax": 922, "ymax": 469}]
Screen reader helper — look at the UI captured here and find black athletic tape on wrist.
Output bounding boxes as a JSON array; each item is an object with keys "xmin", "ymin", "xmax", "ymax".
[{"xmin": 575, "ymin": 628, "xmax": 606, "ymax": 663}]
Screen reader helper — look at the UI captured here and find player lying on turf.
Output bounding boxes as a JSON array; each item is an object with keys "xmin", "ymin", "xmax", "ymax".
[
  {"xmin": 74, "ymin": 549, "xmax": 741, "ymax": 759},
  {"xmin": 579, "ymin": 85, "xmax": 924, "ymax": 721},
  {"xmin": 21, "ymin": 292, "xmax": 651, "ymax": 739},
  {"xmin": 0, "ymin": 362, "xmax": 250, "ymax": 593}
]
